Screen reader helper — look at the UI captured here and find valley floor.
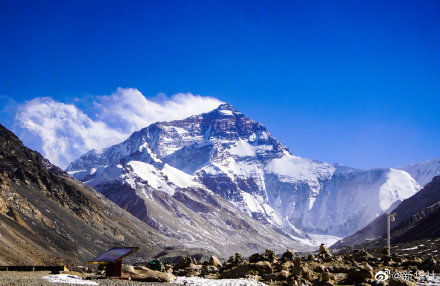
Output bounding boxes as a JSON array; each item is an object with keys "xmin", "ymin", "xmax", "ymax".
[{"xmin": 0, "ymin": 271, "xmax": 265, "ymax": 286}]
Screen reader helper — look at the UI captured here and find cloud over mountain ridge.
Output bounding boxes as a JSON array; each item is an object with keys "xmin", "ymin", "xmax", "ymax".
[{"xmin": 15, "ymin": 88, "xmax": 223, "ymax": 168}]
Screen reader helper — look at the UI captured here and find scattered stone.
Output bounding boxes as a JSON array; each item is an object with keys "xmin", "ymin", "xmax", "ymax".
[
  {"xmin": 265, "ymin": 249, "xmax": 277, "ymax": 263},
  {"xmin": 264, "ymin": 270, "xmax": 290, "ymax": 281},
  {"xmin": 175, "ymin": 257, "xmax": 192, "ymax": 269},
  {"xmin": 308, "ymin": 254, "xmax": 317, "ymax": 261},
  {"xmin": 249, "ymin": 252, "xmax": 267, "ymax": 263},
  {"xmin": 313, "ymin": 265, "xmax": 327, "ymax": 273},
  {"xmin": 388, "ymin": 279, "xmax": 418, "ymax": 286},
  {"xmin": 202, "ymin": 265, "xmax": 219, "ymax": 275},
  {"xmin": 183, "ymin": 262, "xmax": 202, "ymax": 277},
  {"xmin": 346, "ymin": 268, "xmax": 374, "ymax": 282},
  {"xmin": 218, "ymin": 263, "xmax": 255, "ymax": 279},
  {"xmin": 362, "ymin": 262, "xmax": 374, "ymax": 271},
  {"xmin": 292, "ymin": 257, "xmax": 302, "ymax": 276},
  {"xmin": 320, "ymin": 272, "xmax": 331, "ymax": 281},
  {"xmin": 300, "ymin": 266, "xmax": 314, "ymax": 281},
  {"xmin": 281, "ymin": 261, "xmax": 293, "ymax": 270}
]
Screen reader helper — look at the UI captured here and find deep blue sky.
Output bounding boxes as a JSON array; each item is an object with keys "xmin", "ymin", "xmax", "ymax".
[{"xmin": 1, "ymin": 0, "xmax": 439, "ymax": 169}]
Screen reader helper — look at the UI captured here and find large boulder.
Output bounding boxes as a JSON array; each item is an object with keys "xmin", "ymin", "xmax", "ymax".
[
  {"xmin": 249, "ymin": 253, "xmax": 267, "ymax": 263},
  {"xmin": 292, "ymin": 257, "xmax": 302, "ymax": 276},
  {"xmin": 319, "ymin": 244, "xmax": 331, "ymax": 255},
  {"xmin": 255, "ymin": 261, "xmax": 273, "ymax": 275},
  {"xmin": 122, "ymin": 265, "xmax": 135, "ymax": 274},
  {"xmin": 281, "ymin": 249, "xmax": 295, "ymax": 262},
  {"xmin": 209, "ymin": 255, "xmax": 222, "ymax": 267},
  {"xmin": 127, "ymin": 267, "xmax": 176, "ymax": 282}
]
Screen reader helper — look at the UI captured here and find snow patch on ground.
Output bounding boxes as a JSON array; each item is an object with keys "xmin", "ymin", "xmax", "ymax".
[
  {"xmin": 306, "ymin": 233, "xmax": 342, "ymax": 247},
  {"xmin": 420, "ymin": 275, "xmax": 440, "ymax": 285},
  {"xmin": 173, "ymin": 276, "xmax": 267, "ymax": 286},
  {"xmin": 402, "ymin": 246, "xmax": 418, "ymax": 251},
  {"xmin": 41, "ymin": 274, "xmax": 98, "ymax": 285},
  {"xmin": 293, "ymin": 233, "xmax": 342, "ymax": 248}
]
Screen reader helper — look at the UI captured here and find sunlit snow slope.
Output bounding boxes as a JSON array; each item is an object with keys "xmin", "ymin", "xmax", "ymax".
[{"xmin": 400, "ymin": 158, "xmax": 440, "ymax": 187}]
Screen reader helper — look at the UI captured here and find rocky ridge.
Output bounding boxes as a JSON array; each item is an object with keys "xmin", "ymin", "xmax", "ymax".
[{"xmin": 0, "ymin": 123, "xmax": 211, "ymax": 265}]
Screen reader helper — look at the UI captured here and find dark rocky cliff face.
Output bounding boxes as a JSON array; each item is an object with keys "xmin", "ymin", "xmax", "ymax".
[{"xmin": 0, "ymin": 124, "xmax": 172, "ymax": 265}]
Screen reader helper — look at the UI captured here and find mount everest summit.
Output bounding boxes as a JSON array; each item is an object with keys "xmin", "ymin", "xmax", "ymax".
[{"xmin": 67, "ymin": 103, "xmax": 422, "ymax": 248}]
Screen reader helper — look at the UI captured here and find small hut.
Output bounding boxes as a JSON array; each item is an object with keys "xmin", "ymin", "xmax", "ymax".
[{"xmin": 89, "ymin": 247, "xmax": 138, "ymax": 277}]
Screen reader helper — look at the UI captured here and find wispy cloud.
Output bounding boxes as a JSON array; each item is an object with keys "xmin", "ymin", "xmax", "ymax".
[{"xmin": 15, "ymin": 88, "xmax": 223, "ymax": 168}]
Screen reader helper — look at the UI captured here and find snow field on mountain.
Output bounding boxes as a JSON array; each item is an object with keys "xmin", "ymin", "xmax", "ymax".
[{"xmin": 378, "ymin": 168, "xmax": 420, "ymax": 210}]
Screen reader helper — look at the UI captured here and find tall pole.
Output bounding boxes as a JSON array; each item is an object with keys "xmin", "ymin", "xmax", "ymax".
[
  {"xmin": 386, "ymin": 213, "xmax": 395, "ymax": 256},
  {"xmin": 386, "ymin": 213, "xmax": 391, "ymax": 256}
]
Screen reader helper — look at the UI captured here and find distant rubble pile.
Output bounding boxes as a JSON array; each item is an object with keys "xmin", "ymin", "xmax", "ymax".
[{"xmin": 95, "ymin": 242, "xmax": 440, "ymax": 285}]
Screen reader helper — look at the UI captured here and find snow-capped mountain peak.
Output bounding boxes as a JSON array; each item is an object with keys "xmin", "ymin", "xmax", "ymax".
[{"xmin": 68, "ymin": 103, "xmax": 421, "ymax": 243}]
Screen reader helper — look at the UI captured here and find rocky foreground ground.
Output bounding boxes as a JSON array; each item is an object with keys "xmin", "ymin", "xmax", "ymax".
[
  {"xmin": 115, "ymin": 237, "xmax": 440, "ymax": 285},
  {"xmin": 1, "ymin": 238, "xmax": 439, "ymax": 286}
]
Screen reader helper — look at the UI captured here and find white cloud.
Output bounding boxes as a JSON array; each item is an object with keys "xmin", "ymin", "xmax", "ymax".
[
  {"xmin": 15, "ymin": 88, "xmax": 223, "ymax": 168},
  {"xmin": 93, "ymin": 87, "xmax": 223, "ymax": 133}
]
